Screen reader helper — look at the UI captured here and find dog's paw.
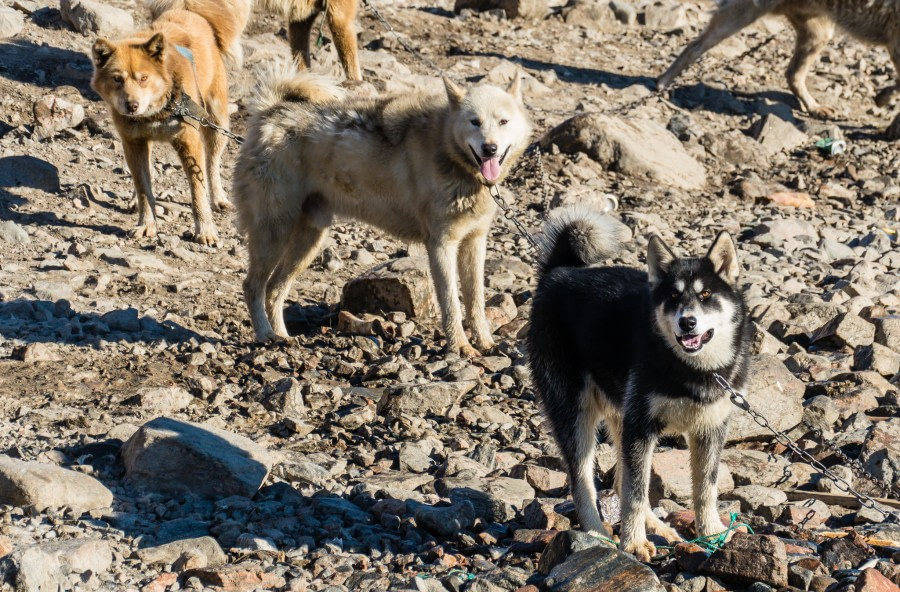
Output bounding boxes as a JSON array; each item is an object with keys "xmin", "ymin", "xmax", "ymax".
[
  {"xmin": 472, "ymin": 336, "xmax": 496, "ymax": 352},
  {"xmin": 256, "ymin": 330, "xmax": 287, "ymax": 344},
  {"xmin": 213, "ymin": 199, "xmax": 234, "ymax": 212},
  {"xmin": 808, "ymin": 105, "xmax": 838, "ymax": 120},
  {"xmin": 193, "ymin": 229, "xmax": 219, "ymax": 246},
  {"xmin": 651, "ymin": 523, "xmax": 683, "ymax": 543},
  {"xmin": 458, "ymin": 344, "xmax": 481, "ymax": 359},
  {"xmin": 129, "ymin": 224, "xmax": 157, "ymax": 239},
  {"xmin": 622, "ymin": 539, "xmax": 656, "ymax": 563}
]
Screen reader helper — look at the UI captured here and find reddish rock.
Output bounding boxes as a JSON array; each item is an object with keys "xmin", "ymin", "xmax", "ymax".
[
  {"xmin": 855, "ymin": 568, "xmax": 900, "ymax": 592},
  {"xmin": 510, "ymin": 464, "xmax": 567, "ymax": 493},
  {"xmin": 666, "ymin": 510, "xmax": 745, "ymax": 538},
  {"xmin": 515, "ymin": 587, "xmax": 540, "ymax": 592},
  {"xmin": 142, "ymin": 572, "xmax": 178, "ymax": 592},
  {"xmin": 524, "ymin": 498, "xmax": 571, "ymax": 530},
  {"xmin": 674, "ymin": 542, "xmax": 709, "ymax": 573},
  {"xmin": 189, "ymin": 562, "xmax": 287, "ymax": 592},
  {"xmin": 700, "ymin": 534, "xmax": 788, "ymax": 588},
  {"xmin": 0, "ymin": 536, "xmax": 11, "ymax": 559}
]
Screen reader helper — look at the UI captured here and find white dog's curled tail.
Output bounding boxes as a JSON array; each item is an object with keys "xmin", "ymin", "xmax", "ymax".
[
  {"xmin": 537, "ymin": 206, "xmax": 632, "ymax": 274},
  {"xmin": 248, "ymin": 60, "xmax": 347, "ymax": 115}
]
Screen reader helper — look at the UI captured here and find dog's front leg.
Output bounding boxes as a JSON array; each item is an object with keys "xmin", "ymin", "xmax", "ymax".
[
  {"xmin": 427, "ymin": 238, "xmax": 475, "ymax": 357},
  {"xmin": 619, "ymin": 423, "xmax": 658, "ymax": 563},
  {"xmin": 689, "ymin": 424, "xmax": 728, "ymax": 539},
  {"xmin": 122, "ymin": 139, "xmax": 157, "ymax": 239},
  {"xmin": 458, "ymin": 230, "xmax": 494, "ymax": 352},
  {"xmin": 173, "ymin": 127, "xmax": 218, "ymax": 246}
]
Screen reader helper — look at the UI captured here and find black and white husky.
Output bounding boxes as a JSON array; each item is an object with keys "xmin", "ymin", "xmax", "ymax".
[{"xmin": 526, "ymin": 207, "xmax": 751, "ymax": 562}]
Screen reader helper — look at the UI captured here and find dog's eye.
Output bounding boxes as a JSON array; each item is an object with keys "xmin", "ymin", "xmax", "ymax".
[
  {"xmin": 470, "ymin": 118, "xmax": 481, "ymax": 127},
  {"xmin": 113, "ymin": 75, "xmax": 124, "ymax": 84},
  {"xmin": 140, "ymin": 74, "xmax": 148, "ymax": 83},
  {"xmin": 700, "ymin": 290, "xmax": 712, "ymax": 301},
  {"xmin": 499, "ymin": 119, "xmax": 508, "ymax": 126},
  {"xmin": 670, "ymin": 291, "xmax": 680, "ymax": 300}
]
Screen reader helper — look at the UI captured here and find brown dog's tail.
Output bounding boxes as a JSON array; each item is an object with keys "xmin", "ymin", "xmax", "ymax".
[
  {"xmin": 249, "ymin": 61, "xmax": 347, "ymax": 114},
  {"xmin": 145, "ymin": 0, "xmax": 252, "ymax": 66}
]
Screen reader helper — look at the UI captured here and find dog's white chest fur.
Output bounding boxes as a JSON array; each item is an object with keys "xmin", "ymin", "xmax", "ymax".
[{"xmin": 650, "ymin": 394, "xmax": 732, "ymax": 435}]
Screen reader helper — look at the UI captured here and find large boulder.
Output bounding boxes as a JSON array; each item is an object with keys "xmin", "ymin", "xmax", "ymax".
[
  {"xmin": 0, "ymin": 455, "xmax": 113, "ymax": 512},
  {"xmin": 542, "ymin": 114, "xmax": 707, "ymax": 190},
  {"xmin": 120, "ymin": 417, "xmax": 273, "ymax": 498},
  {"xmin": 59, "ymin": 0, "xmax": 133, "ymax": 36},
  {"xmin": 0, "ymin": 539, "xmax": 112, "ymax": 592},
  {"xmin": 545, "ymin": 546, "xmax": 665, "ymax": 591}
]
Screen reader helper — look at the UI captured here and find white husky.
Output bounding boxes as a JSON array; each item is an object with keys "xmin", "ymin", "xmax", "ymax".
[{"xmin": 232, "ymin": 64, "xmax": 533, "ymax": 356}]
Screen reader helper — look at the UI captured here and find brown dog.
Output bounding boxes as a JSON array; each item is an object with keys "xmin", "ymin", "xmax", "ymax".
[
  {"xmin": 259, "ymin": 0, "xmax": 362, "ymax": 81},
  {"xmin": 657, "ymin": 0, "xmax": 900, "ymax": 139},
  {"xmin": 90, "ymin": 0, "xmax": 250, "ymax": 244}
]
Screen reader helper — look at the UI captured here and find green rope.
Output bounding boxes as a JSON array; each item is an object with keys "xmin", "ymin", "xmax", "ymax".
[
  {"xmin": 415, "ymin": 569, "xmax": 476, "ymax": 581},
  {"xmin": 652, "ymin": 512, "xmax": 753, "ymax": 561}
]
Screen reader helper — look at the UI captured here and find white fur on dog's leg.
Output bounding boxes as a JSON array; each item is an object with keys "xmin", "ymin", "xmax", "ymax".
[
  {"xmin": 427, "ymin": 238, "xmax": 471, "ymax": 357},
  {"xmin": 645, "ymin": 507, "xmax": 683, "ymax": 543},
  {"xmin": 622, "ymin": 539, "xmax": 656, "ymax": 563}
]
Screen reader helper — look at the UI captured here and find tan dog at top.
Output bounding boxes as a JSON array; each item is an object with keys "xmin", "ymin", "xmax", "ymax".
[
  {"xmin": 233, "ymin": 65, "xmax": 533, "ymax": 356},
  {"xmin": 657, "ymin": 0, "xmax": 900, "ymax": 139},
  {"xmin": 90, "ymin": 0, "xmax": 251, "ymax": 244}
]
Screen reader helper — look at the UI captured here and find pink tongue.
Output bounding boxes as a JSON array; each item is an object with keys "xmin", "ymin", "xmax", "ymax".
[
  {"xmin": 481, "ymin": 157, "xmax": 501, "ymax": 181},
  {"xmin": 683, "ymin": 335, "xmax": 703, "ymax": 348}
]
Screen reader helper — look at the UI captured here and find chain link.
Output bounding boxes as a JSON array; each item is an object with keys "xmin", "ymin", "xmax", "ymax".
[
  {"xmin": 175, "ymin": 106, "xmax": 246, "ymax": 145},
  {"xmin": 713, "ymin": 373, "xmax": 900, "ymax": 523},
  {"xmin": 804, "ymin": 421, "xmax": 900, "ymax": 500},
  {"xmin": 489, "ymin": 185, "xmax": 539, "ymax": 252}
]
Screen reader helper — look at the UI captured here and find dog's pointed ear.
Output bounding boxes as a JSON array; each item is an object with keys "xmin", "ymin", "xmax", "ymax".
[
  {"xmin": 144, "ymin": 32, "xmax": 167, "ymax": 61},
  {"xmin": 647, "ymin": 234, "xmax": 675, "ymax": 285},
  {"xmin": 443, "ymin": 76, "xmax": 465, "ymax": 108},
  {"xmin": 506, "ymin": 70, "xmax": 523, "ymax": 102},
  {"xmin": 706, "ymin": 231, "xmax": 740, "ymax": 284},
  {"xmin": 92, "ymin": 39, "xmax": 116, "ymax": 67}
]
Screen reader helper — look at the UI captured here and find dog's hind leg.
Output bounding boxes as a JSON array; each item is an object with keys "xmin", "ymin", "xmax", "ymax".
[
  {"xmin": 657, "ymin": 0, "xmax": 773, "ymax": 90},
  {"xmin": 883, "ymin": 45, "xmax": 900, "ymax": 140},
  {"xmin": 619, "ymin": 414, "xmax": 659, "ymax": 562},
  {"xmin": 288, "ymin": 16, "xmax": 316, "ymax": 69},
  {"xmin": 689, "ymin": 425, "xmax": 729, "ymax": 539},
  {"xmin": 264, "ymin": 217, "xmax": 328, "ymax": 337},
  {"xmin": 785, "ymin": 12, "xmax": 836, "ymax": 118},
  {"xmin": 458, "ymin": 229, "xmax": 494, "ymax": 352},
  {"xmin": 244, "ymin": 224, "xmax": 287, "ymax": 342},
  {"xmin": 325, "ymin": 0, "xmax": 361, "ymax": 80}
]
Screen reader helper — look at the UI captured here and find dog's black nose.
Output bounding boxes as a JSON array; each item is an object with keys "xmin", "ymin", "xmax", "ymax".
[
  {"xmin": 126, "ymin": 101, "xmax": 139, "ymax": 113},
  {"xmin": 482, "ymin": 143, "xmax": 498, "ymax": 157},
  {"xmin": 679, "ymin": 316, "xmax": 697, "ymax": 332}
]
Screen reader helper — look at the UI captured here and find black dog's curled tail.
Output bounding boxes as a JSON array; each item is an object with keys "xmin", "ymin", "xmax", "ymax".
[{"xmin": 537, "ymin": 205, "xmax": 632, "ymax": 274}]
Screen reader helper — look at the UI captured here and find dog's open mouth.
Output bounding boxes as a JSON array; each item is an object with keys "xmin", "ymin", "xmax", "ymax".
[
  {"xmin": 469, "ymin": 146, "xmax": 510, "ymax": 182},
  {"xmin": 677, "ymin": 329, "xmax": 714, "ymax": 352}
]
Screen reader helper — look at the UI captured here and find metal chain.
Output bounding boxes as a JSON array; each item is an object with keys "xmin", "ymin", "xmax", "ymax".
[
  {"xmin": 361, "ymin": 0, "xmax": 445, "ymax": 77},
  {"xmin": 174, "ymin": 105, "xmax": 245, "ymax": 145},
  {"xmin": 713, "ymin": 373, "xmax": 900, "ymax": 523},
  {"xmin": 489, "ymin": 185, "xmax": 539, "ymax": 252},
  {"xmin": 804, "ymin": 420, "xmax": 900, "ymax": 500}
]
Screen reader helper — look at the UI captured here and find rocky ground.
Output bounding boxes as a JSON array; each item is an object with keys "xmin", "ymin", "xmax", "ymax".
[{"xmin": 0, "ymin": 0, "xmax": 899, "ymax": 590}]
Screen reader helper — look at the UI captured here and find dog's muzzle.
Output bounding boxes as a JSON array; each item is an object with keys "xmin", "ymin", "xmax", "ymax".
[{"xmin": 677, "ymin": 329, "xmax": 714, "ymax": 352}]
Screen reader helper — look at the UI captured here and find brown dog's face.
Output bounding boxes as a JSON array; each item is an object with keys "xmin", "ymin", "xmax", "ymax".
[{"xmin": 90, "ymin": 33, "xmax": 172, "ymax": 118}]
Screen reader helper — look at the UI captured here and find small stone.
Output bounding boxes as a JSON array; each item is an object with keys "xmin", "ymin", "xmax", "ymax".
[
  {"xmin": 727, "ymin": 354, "xmax": 804, "ymax": 442},
  {"xmin": 0, "ymin": 6, "xmax": 24, "ymax": 38},
  {"xmin": 133, "ymin": 386, "xmax": 194, "ymax": 415},
  {"xmin": 750, "ymin": 114, "xmax": 808, "ymax": 155},
  {"xmin": 537, "ymin": 530, "xmax": 617, "ymax": 575},
  {"xmin": 873, "ymin": 316, "xmax": 900, "ymax": 353},
  {"xmin": 700, "ymin": 534, "xmax": 788, "ymax": 588},
  {"xmin": 414, "ymin": 500, "xmax": 476, "ymax": 537},
  {"xmin": 722, "ymin": 485, "xmax": 787, "ymax": 521},
  {"xmin": 854, "ymin": 343, "xmax": 900, "ymax": 377},
  {"xmin": 342, "ymin": 256, "xmax": 436, "ymax": 319},
  {"xmin": 136, "ymin": 536, "xmax": 226, "ymax": 567},
  {"xmin": 59, "ymin": 0, "xmax": 133, "ymax": 35},
  {"xmin": 854, "ymin": 568, "xmax": 899, "ymax": 592},
  {"xmin": 0, "ymin": 539, "xmax": 112, "ymax": 592},
  {"xmin": 642, "ymin": 1, "xmax": 686, "ymax": 31},
  {"xmin": 0, "ymin": 220, "xmax": 29, "ymax": 244},
  {"xmin": 190, "ymin": 562, "xmax": 287, "ymax": 592},
  {"xmin": 810, "ymin": 313, "xmax": 876, "ymax": 349},
  {"xmin": 0, "ymin": 454, "xmax": 113, "ymax": 512},
  {"xmin": 523, "ymin": 498, "xmax": 571, "ymax": 530},
  {"xmin": 510, "ymin": 464, "xmax": 567, "ymax": 494},
  {"xmin": 544, "ymin": 546, "xmax": 665, "ymax": 591},
  {"xmin": 780, "ymin": 499, "xmax": 831, "ymax": 528},
  {"xmin": 121, "ymin": 417, "xmax": 273, "ymax": 498},
  {"xmin": 32, "ymin": 94, "xmax": 85, "ymax": 140},
  {"xmin": 650, "ymin": 449, "xmax": 733, "ymax": 503},
  {"xmin": 377, "ymin": 381, "xmax": 476, "ymax": 416}
]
